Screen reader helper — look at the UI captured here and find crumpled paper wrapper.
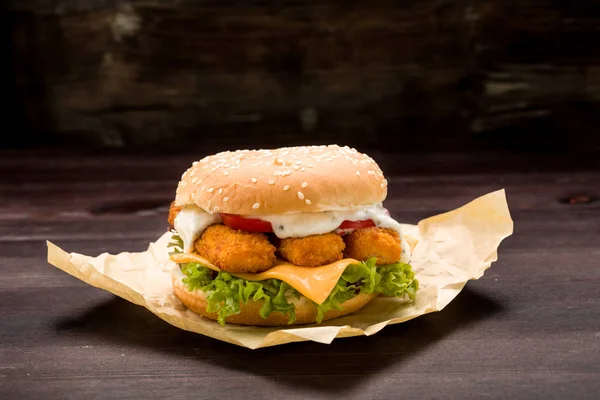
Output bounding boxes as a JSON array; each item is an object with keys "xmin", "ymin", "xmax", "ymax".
[{"xmin": 47, "ymin": 189, "xmax": 513, "ymax": 349}]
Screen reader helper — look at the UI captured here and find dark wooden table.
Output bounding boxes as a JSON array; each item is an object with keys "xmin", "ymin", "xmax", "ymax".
[{"xmin": 1, "ymin": 148, "xmax": 599, "ymax": 399}]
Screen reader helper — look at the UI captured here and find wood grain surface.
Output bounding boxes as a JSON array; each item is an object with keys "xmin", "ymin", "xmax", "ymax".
[
  {"xmin": 1, "ymin": 149, "xmax": 599, "ymax": 399},
  {"xmin": 8, "ymin": 1, "xmax": 600, "ymax": 151}
]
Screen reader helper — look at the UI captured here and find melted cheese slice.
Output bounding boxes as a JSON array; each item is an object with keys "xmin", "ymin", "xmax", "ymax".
[{"xmin": 170, "ymin": 252, "xmax": 358, "ymax": 304}]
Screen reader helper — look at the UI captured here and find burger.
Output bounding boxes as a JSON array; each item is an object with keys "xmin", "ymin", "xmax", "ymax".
[{"xmin": 167, "ymin": 145, "xmax": 418, "ymax": 326}]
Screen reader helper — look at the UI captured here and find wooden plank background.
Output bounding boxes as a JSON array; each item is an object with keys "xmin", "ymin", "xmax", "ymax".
[{"xmin": 6, "ymin": 0, "xmax": 600, "ymax": 151}]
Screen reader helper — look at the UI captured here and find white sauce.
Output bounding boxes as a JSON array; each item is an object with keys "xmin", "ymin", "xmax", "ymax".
[
  {"xmin": 174, "ymin": 205, "xmax": 222, "ymax": 252},
  {"xmin": 259, "ymin": 204, "xmax": 401, "ymax": 239},
  {"xmin": 173, "ymin": 204, "xmax": 411, "ymax": 262}
]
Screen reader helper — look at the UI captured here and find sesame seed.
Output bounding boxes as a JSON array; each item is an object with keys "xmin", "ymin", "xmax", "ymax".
[
  {"xmin": 223, "ymin": 171, "xmax": 229, "ymax": 176},
  {"xmin": 296, "ymin": 161, "xmax": 302, "ymax": 165},
  {"xmin": 297, "ymin": 192, "xmax": 304, "ymax": 200},
  {"xmin": 283, "ymin": 185, "xmax": 290, "ymax": 191},
  {"xmin": 300, "ymin": 167, "xmax": 306, "ymax": 171},
  {"xmin": 181, "ymin": 181, "xmax": 187, "ymax": 187},
  {"xmin": 252, "ymin": 202, "xmax": 260, "ymax": 209},
  {"xmin": 193, "ymin": 161, "xmax": 198, "ymax": 166},
  {"xmin": 251, "ymin": 178, "xmax": 257, "ymax": 183},
  {"xmin": 213, "ymin": 206, "xmax": 220, "ymax": 212},
  {"xmin": 356, "ymin": 171, "xmax": 361, "ymax": 176},
  {"xmin": 268, "ymin": 179, "xmax": 275, "ymax": 185},
  {"xmin": 191, "ymin": 177, "xmax": 198, "ymax": 183},
  {"xmin": 207, "ymin": 187, "xmax": 214, "ymax": 193},
  {"xmin": 207, "ymin": 200, "xmax": 212, "ymax": 208},
  {"xmin": 223, "ymin": 197, "xmax": 229, "ymax": 202},
  {"xmin": 301, "ymin": 182, "xmax": 308, "ymax": 188},
  {"xmin": 190, "ymin": 170, "xmax": 195, "ymax": 177},
  {"xmin": 218, "ymin": 188, "xmax": 223, "ymax": 195},
  {"xmin": 305, "ymin": 199, "xmax": 312, "ymax": 205}
]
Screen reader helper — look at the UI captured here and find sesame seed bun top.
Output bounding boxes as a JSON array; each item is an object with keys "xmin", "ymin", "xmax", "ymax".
[{"xmin": 174, "ymin": 144, "xmax": 388, "ymax": 215}]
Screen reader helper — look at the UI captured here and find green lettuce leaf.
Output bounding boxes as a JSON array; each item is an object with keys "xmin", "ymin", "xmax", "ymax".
[
  {"xmin": 179, "ymin": 258, "xmax": 418, "ymax": 326},
  {"xmin": 314, "ymin": 258, "xmax": 418, "ymax": 323},
  {"xmin": 181, "ymin": 262, "xmax": 298, "ymax": 325},
  {"xmin": 167, "ymin": 232, "xmax": 183, "ymax": 256}
]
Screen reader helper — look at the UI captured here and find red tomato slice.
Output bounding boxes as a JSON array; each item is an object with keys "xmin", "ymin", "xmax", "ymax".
[
  {"xmin": 220, "ymin": 214, "xmax": 273, "ymax": 232},
  {"xmin": 338, "ymin": 219, "xmax": 376, "ymax": 230},
  {"xmin": 220, "ymin": 209, "xmax": 388, "ymax": 233}
]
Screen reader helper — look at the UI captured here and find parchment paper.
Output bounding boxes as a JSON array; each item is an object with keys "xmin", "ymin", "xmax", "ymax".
[{"xmin": 47, "ymin": 189, "xmax": 513, "ymax": 349}]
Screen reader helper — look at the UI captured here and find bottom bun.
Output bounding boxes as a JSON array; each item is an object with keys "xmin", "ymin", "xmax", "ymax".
[{"xmin": 172, "ymin": 269, "xmax": 377, "ymax": 326}]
